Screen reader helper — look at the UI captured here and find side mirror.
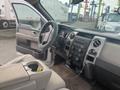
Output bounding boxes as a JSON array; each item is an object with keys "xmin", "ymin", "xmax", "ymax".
[{"xmin": 70, "ymin": 0, "xmax": 84, "ymax": 5}]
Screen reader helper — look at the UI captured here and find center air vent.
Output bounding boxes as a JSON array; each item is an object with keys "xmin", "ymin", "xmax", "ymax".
[
  {"xmin": 69, "ymin": 32, "xmax": 76, "ymax": 39},
  {"xmin": 93, "ymin": 39, "xmax": 101, "ymax": 47}
]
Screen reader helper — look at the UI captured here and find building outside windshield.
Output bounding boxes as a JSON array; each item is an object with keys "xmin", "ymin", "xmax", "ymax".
[
  {"xmin": 40, "ymin": 0, "xmax": 120, "ymax": 34},
  {"xmin": 0, "ymin": 0, "xmax": 120, "ymax": 90}
]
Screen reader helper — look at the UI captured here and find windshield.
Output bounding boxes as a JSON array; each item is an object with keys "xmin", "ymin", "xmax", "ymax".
[
  {"xmin": 40, "ymin": 0, "xmax": 120, "ymax": 34},
  {"xmin": 107, "ymin": 13, "xmax": 120, "ymax": 22}
]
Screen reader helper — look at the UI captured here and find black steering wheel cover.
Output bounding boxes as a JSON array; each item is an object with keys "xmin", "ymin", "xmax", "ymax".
[{"xmin": 38, "ymin": 21, "xmax": 58, "ymax": 52}]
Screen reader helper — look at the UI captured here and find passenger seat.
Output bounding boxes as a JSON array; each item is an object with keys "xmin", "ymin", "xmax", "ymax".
[
  {"xmin": 46, "ymin": 70, "xmax": 66, "ymax": 90},
  {"xmin": 3, "ymin": 54, "xmax": 69, "ymax": 90}
]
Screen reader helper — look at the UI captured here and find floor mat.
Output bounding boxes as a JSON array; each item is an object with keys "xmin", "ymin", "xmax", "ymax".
[{"xmin": 52, "ymin": 64, "xmax": 107, "ymax": 90}]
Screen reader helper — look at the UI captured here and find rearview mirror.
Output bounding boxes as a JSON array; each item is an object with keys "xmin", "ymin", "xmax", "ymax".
[{"xmin": 70, "ymin": 0, "xmax": 84, "ymax": 4}]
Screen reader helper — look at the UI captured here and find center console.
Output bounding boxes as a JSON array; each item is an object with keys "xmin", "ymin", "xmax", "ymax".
[
  {"xmin": 0, "ymin": 60, "xmax": 52, "ymax": 90},
  {"xmin": 66, "ymin": 34, "xmax": 91, "ymax": 73},
  {"xmin": 83, "ymin": 36, "xmax": 106, "ymax": 79},
  {"xmin": 65, "ymin": 33, "xmax": 106, "ymax": 75},
  {"xmin": 84, "ymin": 36, "xmax": 106, "ymax": 64}
]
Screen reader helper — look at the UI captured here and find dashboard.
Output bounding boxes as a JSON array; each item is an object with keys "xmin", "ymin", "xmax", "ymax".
[{"xmin": 53, "ymin": 24, "xmax": 120, "ymax": 90}]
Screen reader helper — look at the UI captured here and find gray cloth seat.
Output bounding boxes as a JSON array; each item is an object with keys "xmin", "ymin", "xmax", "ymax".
[
  {"xmin": 46, "ymin": 70, "xmax": 66, "ymax": 90},
  {"xmin": 3, "ymin": 54, "xmax": 69, "ymax": 90}
]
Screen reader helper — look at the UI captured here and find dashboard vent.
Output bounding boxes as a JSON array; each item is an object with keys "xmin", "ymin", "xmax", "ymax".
[
  {"xmin": 69, "ymin": 33, "xmax": 75, "ymax": 39},
  {"xmin": 93, "ymin": 39, "xmax": 101, "ymax": 47}
]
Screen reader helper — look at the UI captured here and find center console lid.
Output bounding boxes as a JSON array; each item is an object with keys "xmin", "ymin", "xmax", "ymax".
[
  {"xmin": 0, "ymin": 64, "xmax": 29, "ymax": 88},
  {"xmin": 0, "ymin": 58, "xmax": 52, "ymax": 90}
]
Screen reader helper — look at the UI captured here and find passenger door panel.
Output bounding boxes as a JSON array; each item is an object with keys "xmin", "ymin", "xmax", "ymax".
[{"xmin": 13, "ymin": 3, "xmax": 44, "ymax": 51}]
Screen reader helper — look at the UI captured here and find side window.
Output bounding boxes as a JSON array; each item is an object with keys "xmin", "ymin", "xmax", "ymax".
[{"xmin": 13, "ymin": 4, "xmax": 41, "ymax": 30}]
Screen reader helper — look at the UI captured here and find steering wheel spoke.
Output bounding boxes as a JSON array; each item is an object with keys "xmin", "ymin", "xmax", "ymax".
[{"xmin": 38, "ymin": 21, "xmax": 58, "ymax": 52}]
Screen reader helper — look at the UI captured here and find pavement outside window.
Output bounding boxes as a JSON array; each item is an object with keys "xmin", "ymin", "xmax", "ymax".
[{"xmin": 0, "ymin": 29, "xmax": 17, "ymax": 65}]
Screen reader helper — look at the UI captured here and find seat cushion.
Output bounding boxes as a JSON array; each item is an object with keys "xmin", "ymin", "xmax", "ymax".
[
  {"xmin": 46, "ymin": 70, "xmax": 66, "ymax": 90},
  {"xmin": 4, "ymin": 54, "xmax": 66, "ymax": 90}
]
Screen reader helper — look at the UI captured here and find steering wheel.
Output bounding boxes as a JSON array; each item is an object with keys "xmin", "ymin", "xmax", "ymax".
[{"xmin": 38, "ymin": 21, "xmax": 58, "ymax": 52}]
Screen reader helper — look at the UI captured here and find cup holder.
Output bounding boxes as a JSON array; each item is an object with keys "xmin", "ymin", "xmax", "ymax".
[{"xmin": 27, "ymin": 62, "xmax": 39, "ymax": 72}]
